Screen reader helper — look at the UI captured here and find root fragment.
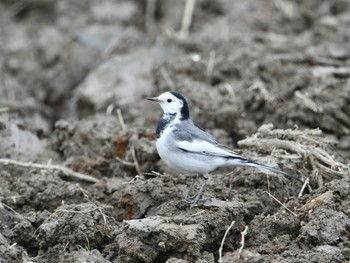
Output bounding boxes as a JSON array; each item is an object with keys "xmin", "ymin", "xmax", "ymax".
[{"xmin": 238, "ymin": 124, "xmax": 349, "ymax": 186}]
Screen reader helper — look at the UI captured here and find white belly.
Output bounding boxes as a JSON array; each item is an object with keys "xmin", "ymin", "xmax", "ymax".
[{"xmin": 155, "ymin": 127, "xmax": 223, "ymax": 174}]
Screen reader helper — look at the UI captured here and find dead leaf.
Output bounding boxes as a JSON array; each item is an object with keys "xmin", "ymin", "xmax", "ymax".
[{"xmin": 298, "ymin": 190, "xmax": 334, "ymax": 216}]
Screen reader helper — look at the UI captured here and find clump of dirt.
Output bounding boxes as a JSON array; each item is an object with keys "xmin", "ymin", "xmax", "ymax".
[
  {"xmin": 50, "ymin": 114, "xmax": 158, "ymax": 178},
  {"xmin": 1, "ymin": 0, "xmax": 350, "ymax": 262}
]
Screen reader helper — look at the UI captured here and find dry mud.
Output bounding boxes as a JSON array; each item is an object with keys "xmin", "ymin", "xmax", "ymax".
[{"xmin": 0, "ymin": 0, "xmax": 350, "ymax": 262}]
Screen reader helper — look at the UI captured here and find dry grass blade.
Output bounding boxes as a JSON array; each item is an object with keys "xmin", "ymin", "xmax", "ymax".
[
  {"xmin": 236, "ymin": 226, "xmax": 249, "ymax": 259},
  {"xmin": 265, "ymin": 191, "xmax": 298, "ymax": 217},
  {"xmin": 179, "ymin": 0, "xmax": 196, "ymax": 39},
  {"xmin": 117, "ymin": 108, "xmax": 126, "ymax": 131},
  {"xmin": 298, "ymin": 177, "xmax": 309, "ymax": 197},
  {"xmin": 0, "ymin": 158, "xmax": 99, "ymax": 183},
  {"xmin": 160, "ymin": 67, "xmax": 176, "ymax": 90},
  {"xmin": 131, "ymin": 147, "xmax": 143, "ymax": 176},
  {"xmin": 218, "ymin": 220, "xmax": 235, "ymax": 263}
]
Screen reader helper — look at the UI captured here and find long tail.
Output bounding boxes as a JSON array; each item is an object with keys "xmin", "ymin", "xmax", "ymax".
[{"xmin": 231, "ymin": 158, "xmax": 297, "ymax": 179}]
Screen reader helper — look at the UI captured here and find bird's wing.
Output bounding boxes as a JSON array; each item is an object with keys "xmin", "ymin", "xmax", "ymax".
[
  {"xmin": 172, "ymin": 128, "xmax": 244, "ymax": 159},
  {"xmin": 175, "ymin": 120, "xmax": 217, "ymax": 143}
]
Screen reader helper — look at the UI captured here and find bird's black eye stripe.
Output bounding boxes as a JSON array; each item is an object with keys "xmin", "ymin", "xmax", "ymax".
[{"xmin": 167, "ymin": 98, "xmax": 172, "ymax": 103}]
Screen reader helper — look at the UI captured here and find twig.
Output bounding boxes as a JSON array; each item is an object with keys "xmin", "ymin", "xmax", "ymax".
[
  {"xmin": 295, "ymin": 91, "xmax": 319, "ymax": 113},
  {"xmin": 32, "ymin": 214, "xmax": 55, "ymax": 237},
  {"xmin": 9, "ymin": 243, "xmax": 17, "ymax": 249},
  {"xmin": 115, "ymin": 150, "xmax": 143, "ymax": 175},
  {"xmin": 61, "ymin": 242, "xmax": 70, "ymax": 254},
  {"xmin": 0, "ymin": 107, "xmax": 10, "ymax": 113},
  {"xmin": 131, "ymin": 147, "xmax": 143, "ymax": 176},
  {"xmin": 218, "ymin": 220, "xmax": 235, "ymax": 263},
  {"xmin": 106, "ymin": 104, "xmax": 115, "ymax": 116},
  {"xmin": 190, "ymin": 211, "xmax": 205, "ymax": 217},
  {"xmin": 143, "ymin": 171, "xmax": 163, "ymax": 177},
  {"xmin": 97, "ymin": 206, "xmax": 110, "ymax": 230},
  {"xmin": 1, "ymin": 195, "xmax": 26, "ymax": 203},
  {"xmin": 151, "ymin": 170, "xmax": 163, "ymax": 176},
  {"xmin": 249, "ymin": 81, "xmax": 275, "ymax": 106},
  {"xmin": 239, "ymin": 137, "xmax": 346, "ymax": 174},
  {"xmin": 224, "ymin": 83, "xmax": 234, "ymax": 97},
  {"xmin": 0, "ymin": 158, "xmax": 99, "ymax": 183},
  {"xmin": 207, "ymin": 50, "xmax": 216, "ymax": 78},
  {"xmin": 237, "ymin": 226, "xmax": 249, "ymax": 259},
  {"xmin": 298, "ymin": 177, "xmax": 309, "ymax": 197},
  {"xmin": 264, "ymin": 191, "xmax": 297, "ymax": 217},
  {"xmin": 316, "ymin": 162, "xmax": 345, "ymax": 179},
  {"xmin": 179, "ymin": 0, "xmax": 196, "ymax": 39},
  {"xmin": 0, "ymin": 202, "xmax": 25, "ymax": 220},
  {"xmin": 117, "ymin": 108, "xmax": 126, "ymax": 131},
  {"xmin": 116, "ymin": 149, "xmax": 144, "ymax": 176},
  {"xmin": 308, "ymin": 155, "xmax": 323, "ymax": 187},
  {"xmin": 160, "ymin": 67, "xmax": 176, "ymax": 90},
  {"xmin": 78, "ymin": 185, "xmax": 91, "ymax": 199},
  {"xmin": 145, "ymin": 0, "xmax": 157, "ymax": 35},
  {"xmin": 115, "ymin": 156, "xmax": 136, "ymax": 167},
  {"xmin": 122, "ymin": 174, "xmax": 143, "ymax": 184}
]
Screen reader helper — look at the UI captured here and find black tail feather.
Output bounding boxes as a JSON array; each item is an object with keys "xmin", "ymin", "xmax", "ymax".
[{"xmin": 239, "ymin": 159, "xmax": 298, "ymax": 179}]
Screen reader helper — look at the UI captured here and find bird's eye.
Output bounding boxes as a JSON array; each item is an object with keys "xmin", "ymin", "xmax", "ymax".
[{"xmin": 167, "ymin": 98, "xmax": 172, "ymax": 103}]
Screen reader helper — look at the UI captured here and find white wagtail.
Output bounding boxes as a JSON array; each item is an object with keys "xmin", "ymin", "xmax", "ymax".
[{"xmin": 147, "ymin": 91, "xmax": 296, "ymax": 204}]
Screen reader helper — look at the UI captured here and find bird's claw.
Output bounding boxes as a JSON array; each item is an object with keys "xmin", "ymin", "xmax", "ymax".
[
  {"xmin": 184, "ymin": 193, "xmax": 201, "ymax": 204},
  {"xmin": 184, "ymin": 175, "xmax": 209, "ymax": 204}
]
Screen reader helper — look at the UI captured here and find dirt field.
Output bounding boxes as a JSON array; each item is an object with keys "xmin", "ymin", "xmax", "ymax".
[{"xmin": 1, "ymin": 0, "xmax": 350, "ymax": 262}]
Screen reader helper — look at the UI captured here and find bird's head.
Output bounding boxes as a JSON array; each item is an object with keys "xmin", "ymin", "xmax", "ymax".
[{"xmin": 147, "ymin": 91, "xmax": 190, "ymax": 120}]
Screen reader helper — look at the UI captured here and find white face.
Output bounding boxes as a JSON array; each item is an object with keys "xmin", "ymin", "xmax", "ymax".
[{"xmin": 156, "ymin": 92, "xmax": 184, "ymax": 114}]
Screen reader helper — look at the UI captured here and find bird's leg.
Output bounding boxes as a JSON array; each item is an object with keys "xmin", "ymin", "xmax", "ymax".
[
  {"xmin": 184, "ymin": 173, "xmax": 210, "ymax": 204},
  {"xmin": 184, "ymin": 174, "xmax": 198, "ymax": 202},
  {"xmin": 192, "ymin": 173, "xmax": 209, "ymax": 204}
]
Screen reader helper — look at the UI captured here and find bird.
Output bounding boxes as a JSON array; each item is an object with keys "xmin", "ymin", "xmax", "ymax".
[{"xmin": 147, "ymin": 91, "xmax": 296, "ymax": 204}]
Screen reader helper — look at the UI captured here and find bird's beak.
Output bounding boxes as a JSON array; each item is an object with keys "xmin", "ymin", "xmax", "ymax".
[{"xmin": 147, "ymin": 97, "xmax": 161, "ymax": 102}]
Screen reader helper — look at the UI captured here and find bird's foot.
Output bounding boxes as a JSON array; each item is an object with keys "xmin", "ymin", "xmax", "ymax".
[
  {"xmin": 184, "ymin": 193, "xmax": 201, "ymax": 204},
  {"xmin": 183, "ymin": 174, "xmax": 209, "ymax": 204}
]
